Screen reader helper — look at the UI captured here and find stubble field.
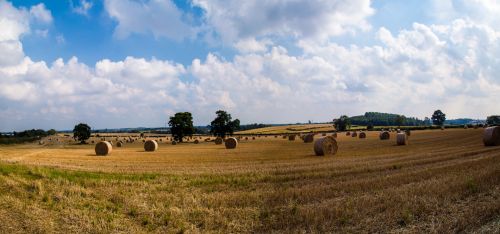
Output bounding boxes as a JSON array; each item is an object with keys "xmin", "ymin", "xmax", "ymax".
[{"xmin": 0, "ymin": 128, "xmax": 499, "ymax": 233}]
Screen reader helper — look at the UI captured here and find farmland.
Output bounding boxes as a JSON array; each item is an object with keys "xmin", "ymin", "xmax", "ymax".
[{"xmin": 0, "ymin": 128, "xmax": 499, "ymax": 233}]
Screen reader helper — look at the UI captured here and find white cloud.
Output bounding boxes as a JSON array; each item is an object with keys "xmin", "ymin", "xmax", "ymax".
[
  {"xmin": 192, "ymin": 0, "xmax": 375, "ymax": 43},
  {"xmin": 29, "ymin": 3, "xmax": 52, "ymax": 24},
  {"xmin": 71, "ymin": 0, "xmax": 93, "ymax": 16},
  {"xmin": 104, "ymin": 0, "xmax": 194, "ymax": 40}
]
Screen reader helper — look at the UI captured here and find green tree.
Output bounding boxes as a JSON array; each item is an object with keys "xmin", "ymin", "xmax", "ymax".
[
  {"xmin": 210, "ymin": 110, "xmax": 240, "ymax": 138},
  {"xmin": 73, "ymin": 123, "xmax": 91, "ymax": 144},
  {"xmin": 47, "ymin": 129, "xmax": 57, "ymax": 135},
  {"xmin": 168, "ymin": 112, "xmax": 195, "ymax": 142},
  {"xmin": 395, "ymin": 115, "xmax": 406, "ymax": 127},
  {"xmin": 486, "ymin": 115, "xmax": 500, "ymax": 126},
  {"xmin": 333, "ymin": 115, "xmax": 351, "ymax": 131},
  {"xmin": 431, "ymin": 110, "xmax": 446, "ymax": 126}
]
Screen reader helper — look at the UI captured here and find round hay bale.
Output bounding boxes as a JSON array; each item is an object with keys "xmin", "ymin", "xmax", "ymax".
[
  {"xmin": 117, "ymin": 141, "xmax": 124, "ymax": 147},
  {"xmin": 483, "ymin": 126, "xmax": 500, "ymax": 146},
  {"xmin": 244, "ymin": 137, "xmax": 248, "ymax": 140},
  {"xmin": 405, "ymin": 129, "xmax": 411, "ymax": 136},
  {"xmin": 144, "ymin": 140, "xmax": 158, "ymax": 152},
  {"xmin": 346, "ymin": 132, "xmax": 351, "ymax": 136},
  {"xmin": 303, "ymin": 133, "xmax": 314, "ymax": 143},
  {"xmin": 379, "ymin": 131, "xmax": 390, "ymax": 140},
  {"xmin": 332, "ymin": 132, "xmax": 338, "ymax": 138},
  {"xmin": 288, "ymin": 135, "xmax": 296, "ymax": 141},
  {"xmin": 95, "ymin": 141, "xmax": 112, "ymax": 156},
  {"xmin": 38, "ymin": 140, "xmax": 44, "ymax": 145},
  {"xmin": 396, "ymin": 133, "xmax": 408, "ymax": 145},
  {"xmin": 282, "ymin": 135, "xmax": 287, "ymax": 139},
  {"xmin": 171, "ymin": 141, "xmax": 177, "ymax": 145},
  {"xmin": 314, "ymin": 136, "xmax": 338, "ymax": 156},
  {"xmin": 359, "ymin": 132, "xmax": 366, "ymax": 139},
  {"xmin": 225, "ymin": 137, "xmax": 238, "ymax": 149},
  {"xmin": 215, "ymin": 137, "xmax": 223, "ymax": 145},
  {"xmin": 194, "ymin": 139, "xmax": 199, "ymax": 144},
  {"xmin": 351, "ymin": 132, "xmax": 358, "ymax": 137},
  {"xmin": 275, "ymin": 135, "xmax": 278, "ymax": 138},
  {"xmin": 252, "ymin": 137, "xmax": 256, "ymax": 140}
]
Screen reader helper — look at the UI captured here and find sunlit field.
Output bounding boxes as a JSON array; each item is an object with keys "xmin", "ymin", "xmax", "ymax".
[{"xmin": 0, "ymin": 128, "xmax": 499, "ymax": 233}]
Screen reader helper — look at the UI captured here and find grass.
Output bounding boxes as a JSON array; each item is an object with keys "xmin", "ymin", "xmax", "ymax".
[{"xmin": 0, "ymin": 129, "xmax": 499, "ymax": 232}]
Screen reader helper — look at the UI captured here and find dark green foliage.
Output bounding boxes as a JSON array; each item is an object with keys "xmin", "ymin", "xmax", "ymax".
[
  {"xmin": 431, "ymin": 110, "xmax": 446, "ymax": 126},
  {"xmin": 333, "ymin": 115, "xmax": 350, "ymax": 131},
  {"xmin": 73, "ymin": 123, "xmax": 91, "ymax": 143},
  {"xmin": 169, "ymin": 112, "xmax": 195, "ymax": 142},
  {"xmin": 349, "ymin": 112, "xmax": 425, "ymax": 126},
  {"xmin": 47, "ymin": 129, "xmax": 57, "ymax": 135},
  {"xmin": 0, "ymin": 129, "xmax": 50, "ymax": 144},
  {"xmin": 486, "ymin": 115, "xmax": 500, "ymax": 126},
  {"xmin": 209, "ymin": 110, "xmax": 240, "ymax": 138},
  {"xmin": 395, "ymin": 115, "xmax": 406, "ymax": 127}
]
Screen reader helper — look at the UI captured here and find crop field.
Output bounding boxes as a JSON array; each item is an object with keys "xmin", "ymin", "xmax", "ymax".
[{"xmin": 0, "ymin": 128, "xmax": 499, "ymax": 233}]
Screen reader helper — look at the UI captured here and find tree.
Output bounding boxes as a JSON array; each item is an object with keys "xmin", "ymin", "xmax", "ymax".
[
  {"xmin": 486, "ymin": 115, "xmax": 500, "ymax": 126},
  {"xmin": 395, "ymin": 115, "xmax": 406, "ymax": 127},
  {"xmin": 47, "ymin": 129, "xmax": 57, "ymax": 135},
  {"xmin": 168, "ymin": 112, "xmax": 195, "ymax": 142},
  {"xmin": 73, "ymin": 123, "xmax": 91, "ymax": 143},
  {"xmin": 431, "ymin": 110, "xmax": 446, "ymax": 126},
  {"xmin": 210, "ymin": 110, "xmax": 240, "ymax": 138},
  {"xmin": 333, "ymin": 115, "xmax": 351, "ymax": 131}
]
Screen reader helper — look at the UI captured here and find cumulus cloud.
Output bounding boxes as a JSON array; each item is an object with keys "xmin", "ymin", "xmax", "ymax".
[
  {"xmin": 192, "ymin": 0, "xmax": 375, "ymax": 43},
  {"xmin": 29, "ymin": 3, "xmax": 52, "ymax": 24},
  {"xmin": 104, "ymin": 0, "xmax": 194, "ymax": 40}
]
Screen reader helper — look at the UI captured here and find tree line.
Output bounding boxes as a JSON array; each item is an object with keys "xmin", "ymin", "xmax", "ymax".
[{"xmin": 72, "ymin": 110, "xmax": 241, "ymax": 143}]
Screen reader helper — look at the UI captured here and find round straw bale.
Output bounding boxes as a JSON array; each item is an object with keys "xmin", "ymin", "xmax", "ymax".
[
  {"xmin": 396, "ymin": 133, "xmax": 408, "ymax": 145},
  {"xmin": 275, "ymin": 135, "xmax": 278, "ymax": 138},
  {"xmin": 405, "ymin": 129, "xmax": 411, "ymax": 136},
  {"xmin": 38, "ymin": 140, "xmax": 44, "ymax": 145},
  {"xmin": 483, "ymin": 126, "xmax": 500, "ymax": 146},
  {"xmin": 288, "ymin": 135, "xmax": 296, "ymax": 141},
  {"xmin": 303, "ymin": 133, "xmax": 315, "ymax": 143},
  {"xmin": 351, "ymin": 132, "xmax": 358, "ymax": 137},
  {"xmin": 95, "ymin": 141, "xmax": 112, "ymax": 156},
  {"xmin": 245, "ymin": 137, "xmax": 248, "ymax": 140},
  {"xmin": 359, "ymin": 132, "xmax": 366, "ymax": 139},
  {"xmin": 252, "ymin": 137, "xmax": 256, "ymax": 140},
  {"xmin": 332, "ymin": 132, "xmax": 338, "ymax": 138},
  {"xmin": 144, "ymin": 140, "xmax": 158, "ymax": 152},
  {"xmin": 225, "ymin": 137, "xmax": 238, "ymax": 149},
  {"xmin": 346, "ymin": 131, "xmax": 351, "ymax": 136},
  {"xmin": 215, "ymin": 137, "xmax": 223, "ymax": 145},
  {"xmin": 379, "ymin": 131, "xmax": 390, "ymax": 140},
  {"xmin": 314, "ymin": 136, "xmax": 338, "ymax": 156},
  {"xmin": 171, "ymin": 141, "xmax": 177, "ymax": 145},
  {"xmin": 117, "ymin": 141, "xmax": 124, "ymax": 147},
  {"xmin": 194, "ymin": 139, "xmax": 199, "ymax": 144},
  {"xmin": 282, "ymin": 135, "xmax": 287, "ymax": 139}
]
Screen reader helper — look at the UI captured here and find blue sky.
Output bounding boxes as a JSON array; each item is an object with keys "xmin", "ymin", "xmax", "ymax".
[{"xmin": 1, "ymin": 0, "xmax": 500, "ymax": 131}]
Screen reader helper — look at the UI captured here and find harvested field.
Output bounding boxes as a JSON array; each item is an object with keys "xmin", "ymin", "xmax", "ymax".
[{"xmin": 0, "ymin": 129, "xmax": 498, "ymax": 233}]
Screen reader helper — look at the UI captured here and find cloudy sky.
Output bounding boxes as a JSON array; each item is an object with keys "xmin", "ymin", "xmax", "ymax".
[{"xmin": 1, "ymin": 0, "xmax": 500, "ymax": 131}]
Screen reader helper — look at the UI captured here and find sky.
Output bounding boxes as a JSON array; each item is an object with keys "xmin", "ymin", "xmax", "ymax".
[{"xmin": 1, "ymin": 0, "xmax": 500, "ymax": 131}]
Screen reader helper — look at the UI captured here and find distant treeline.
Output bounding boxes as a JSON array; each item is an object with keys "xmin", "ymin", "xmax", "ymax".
[
  {"xmin": 0, "ymin": 129, "xmax": 56, "ymax": 144},
  {"xmin": 349, "ymin": 112, "xmax": 427, "ymax": 126}
]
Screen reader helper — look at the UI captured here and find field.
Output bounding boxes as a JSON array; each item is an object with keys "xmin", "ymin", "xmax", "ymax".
[{"xmin": 0, "ymin": 128, "xmax": 499, "ymax": 233}]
